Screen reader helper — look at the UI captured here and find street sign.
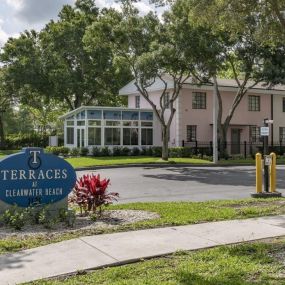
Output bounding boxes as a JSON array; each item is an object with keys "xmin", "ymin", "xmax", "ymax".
[
  {"xmin": 260, "ymin": 127, "xmax": 270, "ymax": 136},
  {"xmin": 264, "ymin": 155, "xmax": 272, "ymax": 166}
]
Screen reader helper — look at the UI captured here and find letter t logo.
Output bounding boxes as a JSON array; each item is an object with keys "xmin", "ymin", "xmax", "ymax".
[{"xmin": 30, "ymin": 151, "xmax": 41, "ymax": 164}]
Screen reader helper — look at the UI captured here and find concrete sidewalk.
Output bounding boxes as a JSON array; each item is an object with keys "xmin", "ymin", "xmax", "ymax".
[{"xmin": 2, "ymin": 215, "xmax": 285, "ymax": 285}]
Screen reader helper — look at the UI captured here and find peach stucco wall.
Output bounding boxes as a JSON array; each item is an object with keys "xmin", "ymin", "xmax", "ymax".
[{"xmin": 128, "ymin": 87, "xmax": 271, "ymax": 147}]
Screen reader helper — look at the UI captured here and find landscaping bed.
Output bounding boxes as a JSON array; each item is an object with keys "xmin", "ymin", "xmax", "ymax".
[{"xmin": 1, "ymin": 198, "xmax": 285, "ymax": 255}]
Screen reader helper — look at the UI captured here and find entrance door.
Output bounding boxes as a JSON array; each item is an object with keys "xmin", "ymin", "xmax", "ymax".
[
  {"xmin": 231, "ymin": 128, "xmax": 241, "ymax": 154},
  {"xmin": 77, "ymin": 128, "xmax": 85, "ymax": 148}
]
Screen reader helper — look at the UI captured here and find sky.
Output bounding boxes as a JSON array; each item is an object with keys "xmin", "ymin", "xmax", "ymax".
[{"xmin": 0, "ymin": 0, "xmax": 157, "ymax": 47}]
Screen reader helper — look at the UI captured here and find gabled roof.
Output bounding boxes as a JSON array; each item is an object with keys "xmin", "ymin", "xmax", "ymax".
[{"xmin": 119, "ymin": 77, "xmax": 285, "ymax": 95}]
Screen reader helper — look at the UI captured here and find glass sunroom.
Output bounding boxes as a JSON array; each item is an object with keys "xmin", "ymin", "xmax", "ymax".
[{"xmin": 60, "ymin": 106, "xmax": 154, "ymax": 149}]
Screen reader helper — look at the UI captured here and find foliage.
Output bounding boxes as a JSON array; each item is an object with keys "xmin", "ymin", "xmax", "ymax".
[
  {"xmin": 131, "ymin": 147, "xmax": 141, "ymax": 156},
  {"xmin": 100, "ymin": 146, "xmax": 111, "ymax": 156},
  {"xmin": 92, "ymin": 146, "xmax": 101, "ymax": 156},
  {"xmin": 46, "ymin": 146, "xmax": 69, "ymax": 156},
  {"xmin": 1, "ymin": 206, "xmax": 28, "ymax": 230},
  {"xmin": 113, "ymin": 146, "xmax": 123, "ymax": 156},
  {"xmin": 5, "ymin": 133, "xmax": 49, "ymax": 149},
  {"xmin": 69, "ymin": 174, "xmax": 119, "ymax": 214},
  {"xmin": 80, "ymin": 147, "xmax": 89, "ymax": 156},
  {"xmin": 70, "ymin": 147, "xmax": 80, "ymax": 157},
  {"xmin": 151, "ymin": 146, "xmax": 162, "ymax": 157}
]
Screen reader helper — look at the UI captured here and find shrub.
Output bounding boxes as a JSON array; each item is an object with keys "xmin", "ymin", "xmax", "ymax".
[
  {"xmin": 113, "ymin": 146, "xmax": 123, "ymax": 156},
  {"xmin": 46, "ymin": 146, "xmax": 69, "ymax": 156},
  {"xmin": 131, "ymin": 147, "xmax": 141, "ymax": 156},
  {"xmin": 146, "ymin": 147, "xmax": 153, "ymax": 156},
  {"xmin": 152, "ymin": 146, "xmax": 162, "ymax": 157},
  {"xmin": 101, "ymin": 146, "xmax": 111, "ymax": 156},
  {"xmin": 121, "ymin": 147, "xmax": 131, "ymax": 156},
  {"xmin": 1, "ymin": 206, "xmax": 28, "ymax": 230},
  {"xmin": 92, "ymin": 147, "xmax": 101, "ymax": 157},
  {"xmin": 69, "ymin": 174, "xmax": 119, "ymax": 215},
  {"xmin": 141, "ymin": 147, "xmax": 147, "ymax": 156},
  {"xmin": 70, "ymin": 147, "xmax": 80, "ymax": 156},
  {"xmin": 169, "ymin": 147, "xmax": 183, "ymax": 158},
  {"xmin": 80, "ymin": 147, "xmax": 89, "ymax": 156}
]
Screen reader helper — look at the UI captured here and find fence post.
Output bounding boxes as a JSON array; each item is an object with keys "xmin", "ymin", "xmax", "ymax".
[
  {"xmin": 270, "ymin": 152, "xmax": 276, "ymax": 193},
  {"xmin": 256, "ymin": 153, "xmax": 262, "ymax": 193},
  {"xmin": 210, "ymin": 141, "xmax": 213, "ymax": 156},
  {"xmin": 195, "ymin": 140, "xmax": 198, "ymax": 155},
  {"xmin": 280, "ymin": 139, "xmax": 282, "ymax": 155},
  {"xmin": 244, "ymin": 141, "xmax": 247, "ymax": 159},
  {"xmin": 182, "ymin": 140, "xmax": 185, "ymax": 147}
]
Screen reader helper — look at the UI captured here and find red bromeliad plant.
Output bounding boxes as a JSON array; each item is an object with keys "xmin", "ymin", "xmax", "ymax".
[{"xmin": 69, "ymin": 174, "xmax": 119, "ymax": 215}]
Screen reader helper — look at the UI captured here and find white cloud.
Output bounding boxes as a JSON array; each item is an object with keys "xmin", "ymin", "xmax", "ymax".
[
  {"xmin": 0, "ymin": 18, "xmax": 10, "ymax": 47},
  {"xmin": 134, "ymin": 2, "xmax": 153, "ymax": 15},
  {"xmin": 5, "ymin": 0, "xmax": 23, "ymax": 10}
]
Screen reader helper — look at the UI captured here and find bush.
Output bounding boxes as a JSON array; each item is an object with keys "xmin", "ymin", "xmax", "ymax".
[
  {"xmin": 92, "ymin": 147, "xmax": 101, "ymax": 157},
  {"xmin": 169, "ymin": 147, "xmax": 183, "ymax": 158},
  {"xmin": 152, "ymin": 146, "xmax": 162, "ymax": 157},
  {"xmin": 121, "ymin": 147, "xmax": 131, "ymax": 156},
  {"xmin": 1, "ymin": 206, "xmax": 28, "ymax": 230},
  {"xmin": 141, "ymin": 147, "xmax": 147, "ymax": 156},
  {"xmin": 131, "ymin": 147, "xmax": 141, "ymax": 156},
  {"xmin": 113, "ymin": 146, "xmax": 123, "ymax": 156},
  {"xmin": 69, "ymin": 174, "xmax": 119, "ymax": 215},
  {"xmin": 46, "ymin": 146, "xmax": 69, "ymax": 156},
  {"xmin": 146, "ymin": 147, "xmax": 153, "ymax": 156},
  {"xmin": 101, "ymin": 146, "xmax": 111, "ymax": 156},
  {"xmin": 5, "ymin": 133, "xmax": 49, "ymax": 149},
  {"xmin": 70, "ymin": 147, "xmax": 80, "ymax": 156},
  {"xmin": 80, "ymin": 147, "xmax": 89, "ymax": 156}
]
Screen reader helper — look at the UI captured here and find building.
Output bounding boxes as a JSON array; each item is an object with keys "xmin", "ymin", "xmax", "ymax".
[{"xmin": 61, "ymin": 77, "xmax": 285, "ymax": 155}]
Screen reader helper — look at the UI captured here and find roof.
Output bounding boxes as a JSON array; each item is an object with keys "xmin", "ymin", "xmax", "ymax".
[
  {"xmin": 59, "ymin": 105, "xmax": 153, "ymax": 120},
  {"xmin": 119, "ymin": 77, "xmax": 285, "ymax": 96}
]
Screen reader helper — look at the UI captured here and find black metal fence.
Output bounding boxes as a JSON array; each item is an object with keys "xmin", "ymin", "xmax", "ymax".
[{"xmin": 182, "ymin": 140, "xmax": 285, "ymax": 159}]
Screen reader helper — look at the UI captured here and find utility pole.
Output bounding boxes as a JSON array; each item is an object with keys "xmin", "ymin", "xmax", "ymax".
[{"xmin": 213, "ymin": 75, "xmax": 219, "ymax": 164}]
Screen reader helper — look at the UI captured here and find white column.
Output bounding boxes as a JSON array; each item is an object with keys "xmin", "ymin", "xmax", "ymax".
[{"xmin": 213, "ymin": 75, "xmax": 219, "ymax": 164}]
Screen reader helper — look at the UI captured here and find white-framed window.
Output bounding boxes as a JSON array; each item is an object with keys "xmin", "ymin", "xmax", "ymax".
[
  {"xmin": 66, "ymin": 128, "xmax": 74, "ymax": 144},
  {"xmin": 186, "ymin": 125, "xmax": 197, "ymax": 141},
  {"xmin": 135, "ymin": 96, "xmax": 140, "ymax": 108}
]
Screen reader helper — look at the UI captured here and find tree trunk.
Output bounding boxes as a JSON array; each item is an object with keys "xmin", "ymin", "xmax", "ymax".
[
  {"xmin": 0, "ymin": 113, "xmax": 5, "ymax": 149},
  {"xmin": 161, "ymin": 125, "xmax": 169, "ymax": 161}
]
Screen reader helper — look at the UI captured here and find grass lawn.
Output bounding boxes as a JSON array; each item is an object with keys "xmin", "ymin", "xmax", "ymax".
[
  {"xmin": 1, "ymin": 198, "xmax": 285, "ymax": 255},
  {"xmin": 28, "ymin": 238, "xmax": 285, "ymax": 285},
  {"xmin": 65, "ymin": 156, "xmax": 211, "ymax": 168},
  {"xmin": 0, "ymin": 149, "xmax": 19, "ymax": 158}
]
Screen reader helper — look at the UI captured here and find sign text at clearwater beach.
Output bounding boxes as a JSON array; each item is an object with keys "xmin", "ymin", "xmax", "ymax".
[{"xmin": 0, "ymin": 148, "xmax": 76, "ymax": 207}]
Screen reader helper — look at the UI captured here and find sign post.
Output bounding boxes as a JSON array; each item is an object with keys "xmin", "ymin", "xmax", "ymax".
[{"xmin": 262, "ymin": 119, "xmax": 270, "ymax": 193}]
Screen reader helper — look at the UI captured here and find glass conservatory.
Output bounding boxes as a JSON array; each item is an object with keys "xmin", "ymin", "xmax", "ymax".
[{"xmin": 61, "ymin": 106, "xmax": 154, "ymax": 148}]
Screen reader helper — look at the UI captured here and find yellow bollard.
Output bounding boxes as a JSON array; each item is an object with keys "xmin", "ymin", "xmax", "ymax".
[
  {"xmin": 270, "ymin": 152, "xmax": 276, "ymax": 193},
  {"xmin": 256, "ymin": 153, "xmax": 262, "ymax": 193}
]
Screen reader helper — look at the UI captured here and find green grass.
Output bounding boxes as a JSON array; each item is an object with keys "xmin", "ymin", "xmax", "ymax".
[
  {"xmin": 1, "ymin": 199, "xmax": 285, "ymax": 255},
  {"xmin": 65, "ymin": 156, "xmax": 211, "ymax": 168},
  {"xmin": 27, "ymin": 238, "xmax": 285, "ymax": 285},
  {"xmin": 0, "ymin": 149, "xmax": 20, "ymax": 158}
]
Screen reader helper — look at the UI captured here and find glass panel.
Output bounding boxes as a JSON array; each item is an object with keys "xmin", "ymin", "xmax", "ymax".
[
  {"xmin": 66, "ymin": 128, "xmax": 74, "ymax": 144},
  {"xmin": 141, "ymin": 121, "xmax": 153, "ymax": 127},
  {"xmin": 88, "ymin": 120, "xmax": 101, "ymax": 126},
  {"xmin": 87, "ymin": 110, "xmax": 102, "ymax": 119},
  {"xmin": 123, "ymin": 121, "xmax": 139, "ymax": 127},
  {"xmin": 123, "ymin": 128, "xmax": 138, "ymax": 145},
  {"xmin": 81, "ymin": 129, "xmax": 85, "ymax": 147},
  {"xmin": 66, "ymin": 121, "xmax": 74, "ymax": 126},
  {"xmin": 105, "ymin": 128, "xmax": 121, "ymax": 145},
  {"xmin": 80, "ymin": 111, "xmax": 86, "ymax": 119},
  {"xmin": 66, "ymin": 115, "xmax": 74, "ymax": 120},
  {"xmin": 106, "ymin": 121, "xmax": 121, "ymax": 126},
  {"xmin": 77, "ymin": 129, "xmax": 80, "ymax": 147},
  {"xmin": 88, "ymin": 128, "xmax": 101, "ymax": 145},
  {"xmin": 77, "ymin": 121, "xmax": 85, "ymax": 126},
  {"xmin": 122, "ymin": 111, "xmax": 139, "ymax": 120},
  {"xmin": 103, "ymin": 110, "xmax": 121, "ymax": 120},
  {"xmin": 140, "ymin": 112, "xmax": 153, "ymax": 121},
  {"xmin": 141, "ymin": 129, "xmax": 153, "ymax": 145}
]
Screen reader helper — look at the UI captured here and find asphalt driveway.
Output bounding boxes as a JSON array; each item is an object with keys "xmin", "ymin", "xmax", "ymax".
[{"xmin": 77, "ymin": 165, "xmax": 285, "ymax": 203}]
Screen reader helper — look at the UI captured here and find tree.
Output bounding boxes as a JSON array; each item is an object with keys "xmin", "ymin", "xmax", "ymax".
[
  {"xmin": 0, "ymin": 0, "xmax": 131, "ymax": 110},
  {"xmin": 84, "ymin": 2, "xmax": 217, "ymax": 160}
]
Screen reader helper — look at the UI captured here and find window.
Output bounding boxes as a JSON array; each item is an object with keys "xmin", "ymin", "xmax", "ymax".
[
  {"xmin": 280, "ymin": 127, "xmax": 285, "ymax": 141},
  {"xmin": 103, "ymin": 110, "xmax": 121, "ymax": 120},
  {"xmin": 135, "ymin": 96, "xmax": 140, "ymax": 108},
  {"xmin": 87, "ymin": 110, "xmax": 102, "ymax": 119},
  {"xmin": 123, "ymin": 128, "xmax": 138, "ymax": 145},
  {"xmin": 123, "ymin": 121, "xmax": 138, "ymax": 127},
  {"xmin": 88, "ymin": 120, "xmax": 101, "ymax": 126},
  {"xmin": 66, "ymin": 121, "xmax": 74, "ymax": 126},
  {"xmin": 141, "ymin": 129, "xmax": 153, "ymax": 145},
  {"xmin": 88, "ymin": 128, "xmax": 101, "ymax": 145},
  {"xmin": 192, "ymin": 92, "xmax": 206, "ymax": 109},
  {"xmin": 122, "ymin": 111, "xmax": 139, "ymax": 120},
  {"xmin": 105, "ymin": 121, "xmax": 121, "ymax": 126},
  {"xmin": 163, "ymin": 92, "xmax": 170, "ymax": 108},
  {"xmin": 66, "ymin": 128, "xmax": 74, "ymax": 144},
  {"xmin": 248, "ymin": 95, "xmax": 260, "ymax": 111},
  {"xmin": 105, "ymin": 128, "xmax": 121, "ymax": 145},
  {"xmin": 186, "ymin": 125, "xmax": 197, "ymax": 142},
  {"xmin": 140, "ymin": 112, "xmax": 153, "ymax": 120},
  {"xmin": 141, "ymin": 122, "xmax": 153, "ymax": 127},
  {"xmin": 283, "ymin": 98, "xmax": 285, "ymax": 112},
  {"xmin": 249, "ymin": 126, "xmax": 261, "ymax": 142},
  {"xmin": 77, "ymin": 121, "xmax": 85, "ymax": 126}
]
